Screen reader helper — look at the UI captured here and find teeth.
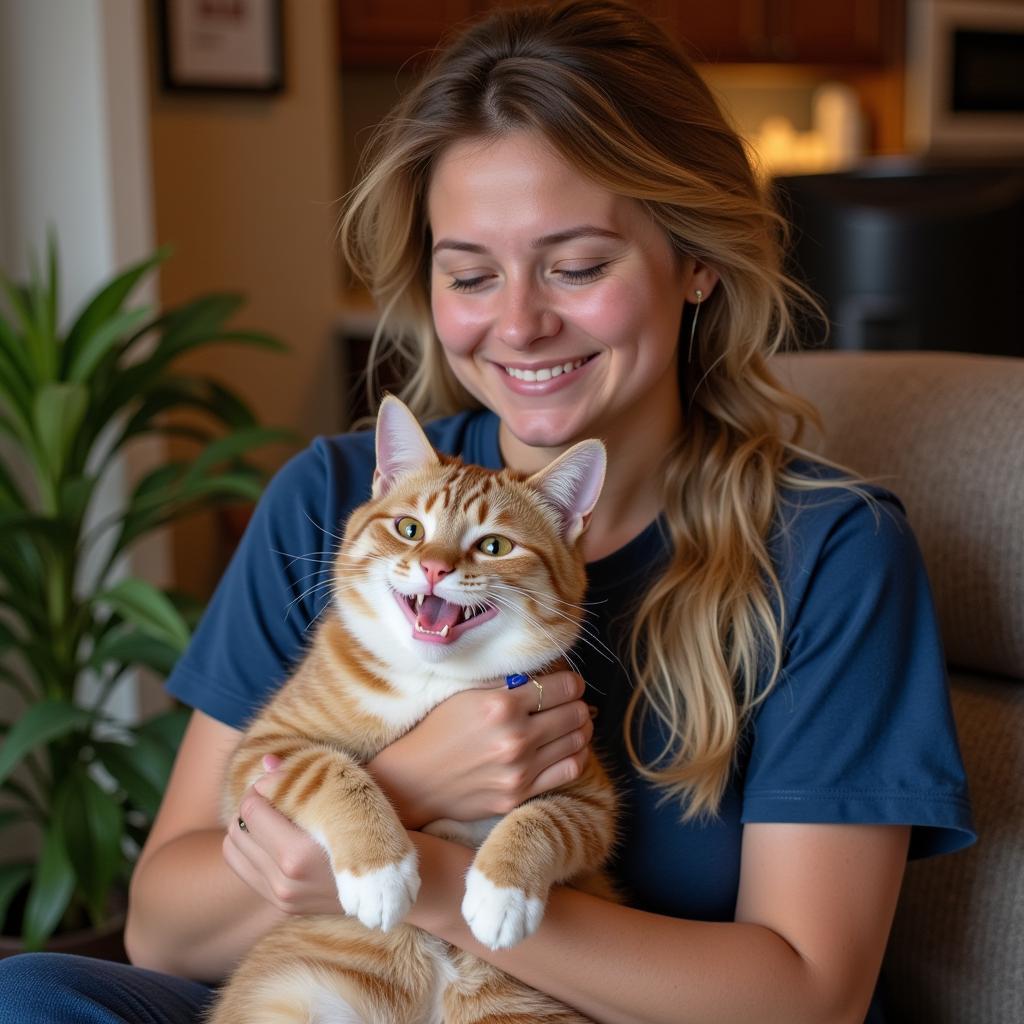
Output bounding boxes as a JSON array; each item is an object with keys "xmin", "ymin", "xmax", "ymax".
[
  {"xmin": 415, "ymin": 594, "xmax": 424, "ymax": 609},
  {"xmin": 505, "ymin": 358, "xmax": 587, "ymax": 381},
  {"xmin": 440, "ymin": 624, "xmax": 449, "ymax": 637},
  {"xmin": 462, "ymin": 607, "xmax": 472, "ymax": 621}
]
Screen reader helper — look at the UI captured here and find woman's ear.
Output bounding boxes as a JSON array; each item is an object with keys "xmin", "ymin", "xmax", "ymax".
[{"xmin": 687, "ymin": 259, "xmax": 720, "ymax": 303}]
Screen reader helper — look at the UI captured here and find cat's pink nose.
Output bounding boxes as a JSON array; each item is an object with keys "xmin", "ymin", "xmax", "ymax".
[{"xmin": 421, "ymin": 559, "xmax": 454, "ymax": 587}]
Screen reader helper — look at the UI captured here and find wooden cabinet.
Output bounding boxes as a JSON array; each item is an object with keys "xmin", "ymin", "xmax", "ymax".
[
  {"xmin": 338, "ymin": 0, "xmax": 475, "ymax": 68},
  {"xmin": 337, "ymin": 0, "xmax": 902, "ymax": 69},
  {"xmin": 668, "ymin": 0, "xmax": 899, "ymax": 64}
]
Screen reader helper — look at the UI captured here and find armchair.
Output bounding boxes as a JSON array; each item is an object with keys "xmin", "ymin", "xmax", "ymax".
[{"xmin": 777, "ymin": 351, "xmax": 1024, "ymax": 1024}]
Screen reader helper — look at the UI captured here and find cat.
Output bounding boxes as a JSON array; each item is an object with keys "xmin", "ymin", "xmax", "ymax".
[{"xmin": 208, "ymin": 395, "xmax": 618, "ymax": 1024}]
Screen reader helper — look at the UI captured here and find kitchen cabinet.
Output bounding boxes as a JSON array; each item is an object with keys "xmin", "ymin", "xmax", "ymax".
[
  {"xmin": 668, "ymin": 1, "xmax": 900, "ymax": 64},
  {"xmin": 338, "ymin": 0, "xmax": 902, "ymax": 69}
]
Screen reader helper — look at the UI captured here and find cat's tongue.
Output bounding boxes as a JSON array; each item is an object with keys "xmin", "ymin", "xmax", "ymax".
[{"xmin": 416, "ymin": 594, "xmax": 462, "ymax": 633}]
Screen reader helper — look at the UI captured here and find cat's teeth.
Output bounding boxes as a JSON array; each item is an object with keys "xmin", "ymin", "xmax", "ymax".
[
  {"xmin": 462, "ymin": 607, "xmax": 472, "ymax": 621},
  {"xmin": 415, "ymin": 594, "xmax": 424, "ymax": 609},
  {"xmin": 440, "ymin": 624, "xmax": 450, "ymax": 637}
]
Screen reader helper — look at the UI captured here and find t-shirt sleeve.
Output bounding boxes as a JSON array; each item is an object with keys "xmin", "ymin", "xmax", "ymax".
[
  {"xmin": 741, "ymin": 491, "xmax": 976, "ymax": 859},
  {"xmin": 164, "ymin": 436, "xmax": 372, "ymax": 729}
]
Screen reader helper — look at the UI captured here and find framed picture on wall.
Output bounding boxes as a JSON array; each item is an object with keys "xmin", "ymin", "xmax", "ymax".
[{"xmin": 156, "ymin": 0, "xmax": 285, "ymax": 95}]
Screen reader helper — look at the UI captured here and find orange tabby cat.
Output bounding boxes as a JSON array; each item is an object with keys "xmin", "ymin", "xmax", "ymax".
[{"xmin": 208, "ymin": 396, "xmax": 617, "ymax": 1024}]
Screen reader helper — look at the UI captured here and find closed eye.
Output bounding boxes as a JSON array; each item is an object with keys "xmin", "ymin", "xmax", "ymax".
[
  {"xmin": 448, "ymin": 274, "xmax": 492, "ymax": 293},
  {"xmin": 556, "ymin": 263, "xmax": 610, "ymax": 285}
]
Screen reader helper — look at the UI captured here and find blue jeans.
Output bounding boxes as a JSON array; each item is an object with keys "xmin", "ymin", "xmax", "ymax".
[{"xmin": 0, "ymin": 953, "xmax": 215, "ymax": 1023}]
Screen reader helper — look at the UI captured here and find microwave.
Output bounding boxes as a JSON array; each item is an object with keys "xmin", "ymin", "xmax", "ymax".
[{"xmin": 906, "ymin": 0, "xmax": 1024, "ymax": 155}]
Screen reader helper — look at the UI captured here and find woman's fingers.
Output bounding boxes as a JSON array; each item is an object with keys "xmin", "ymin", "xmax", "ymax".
[
  {"xmin": 225, "ymin": 784, "xmax": 340, "ymax": 915},
  {"xmin": 508, "ymin": 669, "xmax": 584, "ymax": 716}
]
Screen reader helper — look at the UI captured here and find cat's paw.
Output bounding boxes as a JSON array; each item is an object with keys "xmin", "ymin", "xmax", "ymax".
[
  {"xmin": 335, "ymin": 851, "xmax": 420, "ymax": 931},
  {"xmin": 461, "ymin": 866, "xmax": 545, "ymax": 950}
]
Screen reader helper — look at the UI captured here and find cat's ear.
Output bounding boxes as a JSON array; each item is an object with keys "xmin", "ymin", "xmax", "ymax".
[
  {"xmin": 528, "ymin": 439, "xmax": 606, "ymax": 544},
  {"xmin": 373, "ymin": 395, "xmax": 439, "ymax": 498}
]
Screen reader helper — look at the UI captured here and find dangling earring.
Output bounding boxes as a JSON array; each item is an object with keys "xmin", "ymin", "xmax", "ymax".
[{"xmin": 687, "ymin": 289, "xmax": 703, "ymax": 363}]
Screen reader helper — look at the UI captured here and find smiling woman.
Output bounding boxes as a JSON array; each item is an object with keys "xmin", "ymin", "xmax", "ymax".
[{"xmin": 0, "ymin": 3, "xmax": 974, "ymax": 1023}]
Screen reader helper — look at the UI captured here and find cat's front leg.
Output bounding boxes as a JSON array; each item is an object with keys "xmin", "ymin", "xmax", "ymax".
[
  {"xmin": 461, "ymin": 761, "xmax": 616, "ymax": 950},
  {"xmin": 233, "ymin": 738, "xmax": 420, "ymax": 931}
]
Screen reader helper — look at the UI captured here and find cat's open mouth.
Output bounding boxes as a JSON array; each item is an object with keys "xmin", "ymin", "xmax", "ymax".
[{"xmin": 393, "ymin": 591, "xmax": 498, "ymax": 645}]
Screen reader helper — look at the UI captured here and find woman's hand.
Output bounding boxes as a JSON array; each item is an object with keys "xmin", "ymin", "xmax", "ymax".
[
  {"xmin": 221, "ymin": 755, "xmax": 342, "ymax": 917},
  {"xmin": 368, "ymin": 670, "xmax": 594, "ymax": 828}
]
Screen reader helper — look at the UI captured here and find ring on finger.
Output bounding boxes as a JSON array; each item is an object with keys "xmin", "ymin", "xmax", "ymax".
[
  {"xmin": 532, "ymin": 677, "xmax": 544, "ymax": 713},
  {"xmin": 237, "ymin": 816, "xmax": 249, "ymax": 834}
]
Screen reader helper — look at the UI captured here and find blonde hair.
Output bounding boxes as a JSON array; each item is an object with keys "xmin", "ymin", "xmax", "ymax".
[{"xmin": 339, "ymin": 0, "xmax": 849, "ymax": 820}]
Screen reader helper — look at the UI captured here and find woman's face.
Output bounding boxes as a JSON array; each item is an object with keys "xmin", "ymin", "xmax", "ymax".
[{"xmin": 427, "ymin": 132, "xmax": 711, "ymax": 455}]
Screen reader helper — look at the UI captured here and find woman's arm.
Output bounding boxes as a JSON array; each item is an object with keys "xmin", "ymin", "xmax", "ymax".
[
  {"xmin": 125, "ymin": 673, "xmax": 592, "ymax": 980},
  {"xmin": 124, "ymin": 710, "xmax": 290, "ymax": 981},
  {"xmin": 406, "ymin": 821, "xmax": 910, "ymax": 1024}
]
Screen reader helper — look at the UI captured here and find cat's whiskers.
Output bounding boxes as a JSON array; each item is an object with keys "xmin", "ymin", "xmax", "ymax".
[
  {"xmin": 485, "ymin": 593, "xmax": 585, "ymax": 681},
  {"xmin": 490, "ymin": 580, "xmax": 608, "ymax": 610},
  {"xmin": 488, "ymin": 582, "xmax": 620, "ymax": 667}
]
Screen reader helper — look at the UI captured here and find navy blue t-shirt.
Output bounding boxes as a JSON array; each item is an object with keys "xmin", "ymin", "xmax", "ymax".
[{"xmin": 167, "ymin": 407, "xmax": 974, "ymax": 939}]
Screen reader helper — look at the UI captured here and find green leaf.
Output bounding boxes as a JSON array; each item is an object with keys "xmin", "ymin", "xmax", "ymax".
[
  {"xmin": 65, "ymin": 305, "xmax": 153, "ymax": 384},
  {"xmin": 58, "ymin": 474, "xmax": 97, "ymax": 524},
  {"xmin": 0, "ymin": 862, "xmax": 33, "ymax": 934},
  {"xmin": 93, "ymin": 740, "xmax": 164, "ymax": 818},
  {"xmin": 0, "ymin": 288, "xmax": 38, "ymax": 388},
  {"xmin": 0, "ymin": 332, "xmax": 35, "ymax": 426},
  {"xmin": 185, "ymin": 426, "xmax": 293, "ymax": 482},
  {"xmin": 89, "ymin": 626, "xmax": 181, "ymax": 676},
  {"xmin": 32, "ymin": 381, "xmax": 88, "ymax": 482},
  {"xmin": 45, "ymin": 227, "xmax": 59, "ymax": 350},
  {"xmin": 23, "ymin": 817, "xmax": 75, "ymax": 949},
  {"xmin": 56, "ymin": 768, "xmax": 124, "ymax": 924},
  {"xmin": 62, "ymin": 247, "xmax": 169, "ymax": 376},
  {"xmin": 93, "ymin": 579, "xmax": 190, "ymax": 653},
  {"xmin": 135, "ymin": 706, "xmax": 189, "ymax": 756},
  {"xmin": 0, "ymin": 700, "xmax": 92, "ymax": 787}
]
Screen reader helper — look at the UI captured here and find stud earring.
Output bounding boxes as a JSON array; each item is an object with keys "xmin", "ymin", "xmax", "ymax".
[{"xmin": 687, "ymin": 289, "xmax": 703, "ymax": 363}]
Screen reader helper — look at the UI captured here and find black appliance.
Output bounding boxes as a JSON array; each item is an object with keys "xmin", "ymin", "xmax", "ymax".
[{"xmin": 774, "ymin": 162, "xmax": 1024, "ymax": 356}]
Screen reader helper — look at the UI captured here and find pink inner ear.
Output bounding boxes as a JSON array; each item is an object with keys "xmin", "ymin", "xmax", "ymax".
[
  {"xmin": 531, "ymin": 440, "xmax": 607, "ymax": 540},
  {"xmin": 374, "ymin": 396, "xmax": 438, "ymax": 495}
]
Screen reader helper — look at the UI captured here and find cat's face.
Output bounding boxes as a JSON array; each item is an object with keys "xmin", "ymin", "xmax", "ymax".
[
  {"xmin": 338, "ymin": 460, "xmax": 583, "ymax": 678},
  {"xmin": 333, "ymin": 397, "xmax": 605, "ymax": 681}
]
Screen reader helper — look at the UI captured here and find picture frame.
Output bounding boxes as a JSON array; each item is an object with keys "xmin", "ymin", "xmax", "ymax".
[{"xmin": 156, "ymin": 0, "xmax": 285, "ymax": 96}]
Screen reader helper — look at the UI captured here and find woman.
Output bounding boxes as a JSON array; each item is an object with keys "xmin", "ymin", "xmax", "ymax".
[{"xmin": 0, "ymin": 2, "xmax": 973, "ymax": 1022}]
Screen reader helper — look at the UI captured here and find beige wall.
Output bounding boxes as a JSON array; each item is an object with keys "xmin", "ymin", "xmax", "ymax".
[{"xmin": 148, "ymin": 0, "xmax": 342, "ymax": 597}]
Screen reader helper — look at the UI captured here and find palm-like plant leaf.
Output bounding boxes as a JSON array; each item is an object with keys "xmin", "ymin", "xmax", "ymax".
[{"xmin": 0, "ymin": 238, "xmax": 288, "ymax": 945}]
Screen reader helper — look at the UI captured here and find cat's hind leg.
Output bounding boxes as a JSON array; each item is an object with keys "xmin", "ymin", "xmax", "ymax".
[
  {"xmin": 207, "ymin": 918, "xmax": 444, "ymax": 1024},
  {"xmin": 442, "ymin": 953, "xmax": 593, "ymax": 1024}
]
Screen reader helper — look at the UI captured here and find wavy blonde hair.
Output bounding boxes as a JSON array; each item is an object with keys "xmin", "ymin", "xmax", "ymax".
[{"xmin": 338, "ymin": 0, "xmax": 850, "ymax": 821}]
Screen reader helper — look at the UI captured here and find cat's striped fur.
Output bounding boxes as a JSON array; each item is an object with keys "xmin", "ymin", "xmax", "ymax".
[{"xmin": 208, "ymin": 397, "xmax": 617, "ymax": 1023}]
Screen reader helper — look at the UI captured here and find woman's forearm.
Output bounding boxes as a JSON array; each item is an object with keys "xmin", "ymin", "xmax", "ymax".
[
  {"xmin": 124, "ymin": 829, "xmax": 286, "ymax": 982},
  {"xmin": 407, "ymin": 832, "xmax": 841, "ymax": 1024}
]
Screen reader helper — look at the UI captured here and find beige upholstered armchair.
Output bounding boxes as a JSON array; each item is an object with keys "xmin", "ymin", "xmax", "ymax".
[{"xmin": 778, "ymin": 351, "xmax": 1024, "ymax": 1024}]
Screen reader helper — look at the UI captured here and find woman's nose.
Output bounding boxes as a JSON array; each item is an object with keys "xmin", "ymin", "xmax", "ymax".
[{"xmin": 495, "ymin": 279, "xmax": 562, "ymax": 349}]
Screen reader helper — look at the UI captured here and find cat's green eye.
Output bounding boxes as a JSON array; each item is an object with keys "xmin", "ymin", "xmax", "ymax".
[
  {"xmin": 477, "ymin": 535, "xmax": 514, "ymax": 557},
  {"xmin": 395, "ymin": 516, "xmax": 424, "ymax": 541}
]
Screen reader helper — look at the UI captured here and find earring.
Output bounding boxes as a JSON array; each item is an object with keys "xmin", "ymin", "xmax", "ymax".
[{"xmin": 687, "ymin": 289, "xmax": 703, "ymax": 363}]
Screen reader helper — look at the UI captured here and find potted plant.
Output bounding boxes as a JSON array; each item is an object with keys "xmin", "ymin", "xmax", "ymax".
[{"xmin": 0, "ymin": 236, "xmax": 290, "ymax": 953}]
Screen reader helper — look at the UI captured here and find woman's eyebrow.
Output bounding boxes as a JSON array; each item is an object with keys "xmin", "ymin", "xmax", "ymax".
[{"xmin": 431, "ymin": 225, "xmax": 623, "ymax": 256}]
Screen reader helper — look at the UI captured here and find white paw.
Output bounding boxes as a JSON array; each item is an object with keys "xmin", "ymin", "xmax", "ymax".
[
  {"xmin": 461, "ymin": 866, "xmax": 545, "ymax": 950},
  {"xmin": 335, "ymin": 851, "xmax": 419, "ymax": 931}
]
